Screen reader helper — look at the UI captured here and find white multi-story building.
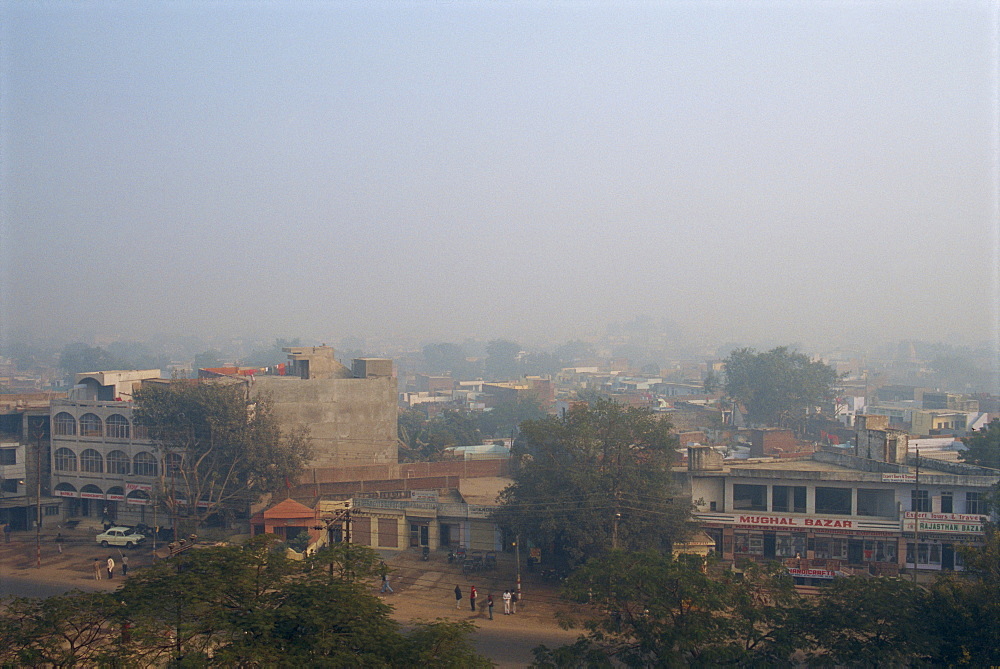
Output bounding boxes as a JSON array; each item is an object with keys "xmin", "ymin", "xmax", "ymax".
[
  {"xmin": 684, "ymin": 415, "xmax": 999, "ymax": 581},
  {"xmin": 49, "ymin": 370, "xmax": 162, "ymax": 529}
]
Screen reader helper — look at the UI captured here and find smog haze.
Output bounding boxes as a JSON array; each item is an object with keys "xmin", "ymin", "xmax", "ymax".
[{"xmin": 2, "ymin": 2, "xmax": 997, "ymax": 351}]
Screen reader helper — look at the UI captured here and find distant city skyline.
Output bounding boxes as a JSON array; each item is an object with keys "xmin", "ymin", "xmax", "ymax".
[{"xmin": 2, "ymin": 2, "xmax": 997, "ymax": 351}]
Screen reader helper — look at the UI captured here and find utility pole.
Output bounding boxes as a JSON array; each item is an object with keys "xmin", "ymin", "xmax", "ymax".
[
  {"xmin": 514, "ymin": 535, "xmax": 521, "ymax": 608},
  {"xmin": 912, "ymin": 448, "xmax": 921, "ymax": 584},
  {"xmin": 35, "ymin": 427, "xmax": 42, "ymax": 569}
]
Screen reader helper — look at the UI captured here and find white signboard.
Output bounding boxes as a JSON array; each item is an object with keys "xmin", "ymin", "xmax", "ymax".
[
  {"xmin": 902, "ymin": 511, "xmax": 987, "ymax": 535},
  {"xmin": 882, "ymin": 473, "xmax": 917, "ymax": 483},
  {"xmin": 787, "ymin": 567, "xmax": 836, "ymax": 579},
  {"xmin": 732, "ymin": 514, "xmax": 857, "ymax": 529}
]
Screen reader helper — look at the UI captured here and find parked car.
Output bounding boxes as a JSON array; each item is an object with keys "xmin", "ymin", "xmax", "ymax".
[{"xmin": 96, "ymin": 526, "xmax": 146, "ymax": 549}]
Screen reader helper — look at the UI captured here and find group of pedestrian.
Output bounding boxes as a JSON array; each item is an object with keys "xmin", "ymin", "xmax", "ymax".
[
  {"xmin": 93, "ymin": 554, "xmax": 128, "ymax": 580},
  {"xmin": 454, "ymin": 584, "xmax": 518, "ymax": 620},
  {"xmin": 502, "ymin": 588, "xmax": 518, "ymax": 615}
]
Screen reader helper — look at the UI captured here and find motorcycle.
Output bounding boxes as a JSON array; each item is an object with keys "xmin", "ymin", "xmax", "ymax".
[{"xmin": 421, "ymin": 546, "xmax": 430, "ymax": 561}]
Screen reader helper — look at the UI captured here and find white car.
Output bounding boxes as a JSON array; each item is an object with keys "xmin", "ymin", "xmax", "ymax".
[{"xmin": 96, "ymin": 526, "xmax": 145, "ymax": 549}]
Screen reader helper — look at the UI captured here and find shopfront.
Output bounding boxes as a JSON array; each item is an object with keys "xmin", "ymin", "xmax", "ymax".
[
  {"xmin": 902, "ymin": 512, "xmax": 986, "ymax": 571},
  {"xmin": 698, "ymin": 512, "xmax": 903, "ymax": 570}
]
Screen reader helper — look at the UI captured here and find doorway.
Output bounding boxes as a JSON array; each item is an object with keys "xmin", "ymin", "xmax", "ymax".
[
  {"xmin": 409, "ymin": 522, "xmax": 429, "ymax": 547},
  {"xmin": 763, "ymin": 533, "xmax": 776, "ymax": 560},
  {"xmin": 942, "ymin": 544, "xmax": 955, "ymax": 570}
]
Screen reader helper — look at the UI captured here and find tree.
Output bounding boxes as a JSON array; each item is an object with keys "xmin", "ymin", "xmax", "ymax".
[
  {"xmin": 723, "ymin": 346, "xmax": 839, "ymax": 428},
  {"xmin": 422, "ymin": 342, "xmax": 480, "ymax": 379},
  {"xmin": 484, "ymin": 339, "xmax": 522, "ymax": 380},
  {"xmin": 960, "ymin": 419, "xmax": 1000, "ymax": 469},
  {"xmin": 803, "ymin": 576, "xmax": 937, "ymax": 667},
  {"xmin": 58, "ymin": 343, "xmax": 114, "ymax": 378},
  {"xmin": 193, "ymin": 349, "xmax": 226, "ymax": 372},
  {"xmin": 111, "ymin": 537, "xmax": 489, "ymax": 667},
  {"xmin": 132, "ymin": 380, "xmax": 310, "ymax": 531},
  {"xmin": 240, "ymin": 337, "xmax": 303, "ymax": 367},
  {"xmin": 478, "ymin": 396, "xmax": 547, "ymax": 439},
  {"xmin": 496, "ymin": 400, "xmax": 690, "ymax": 569},
  {"xmin": 0, "ymin": 591, "xmax": 128, "ymax": 667},
  {"xmin": 398, "ymin": 408, "xmax": 481, "ymax": 462},
  {"xmin": 925, "ymin": 528, "xmax": 1000, "ymax": 666},
  {"xmin": 532, "ymin": 552, "xmax": 801, "ymax": 668}
]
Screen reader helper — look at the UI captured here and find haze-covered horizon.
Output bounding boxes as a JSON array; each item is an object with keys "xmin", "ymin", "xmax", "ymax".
[{"xmin": 2, "ymin": 2, "xmax": 998, "ymax": 352}]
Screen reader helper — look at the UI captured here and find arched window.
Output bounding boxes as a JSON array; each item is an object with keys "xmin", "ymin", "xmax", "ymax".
[
  {"xmin": 79, "ymin": 414, "xmax": 103, "ymax": 437},
  {"xmin": 54, "ymin": 447, "xmax": 77, "ymax": 472},
  {"xmin": 164, "ymin": 452, "xmax": 183, "ymax": 476},
  {"xmin": 80, "ymin": 449, "xmax": 104, "ymax": 473},
  {"xmin": 80, "ymin": 484, "xmax": 104, "ymax": 499},
  {"xmin": 106, "ymin": 450, "xmax": 130, "ymax": 475},
  {"xmin": 54, "ymin": 482, "xmax": 77, "ymax": 496},
  {"xmin": 54, "ymin": 412, "xmax": 76, "ymax": 436},
  {"xmin": 133, "ymin": 452, "xmax": 158, "ymax": 477},
  {"xmin": 126, "ymin": 489, "xmax": 150, "ymax": 506},
  {"xmin": 106, "ymin": 414, "xmax": 130, "ymax": 439}
]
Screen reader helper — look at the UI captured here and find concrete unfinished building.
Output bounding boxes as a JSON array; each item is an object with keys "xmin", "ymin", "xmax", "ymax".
[{"xmin": 253, "ymin": 347, "xmax": 398, "ymax": 468}]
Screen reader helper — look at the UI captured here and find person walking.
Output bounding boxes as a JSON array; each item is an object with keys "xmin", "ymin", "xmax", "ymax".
[
  {"xmin": 107, "ymin": 556, "xmax": 115, "ymax": 580},
  {"xmin": 3, "ymin": 522, "xmax": 10, "ymax": 543},
  {"xmin": 487, "ymin": 593, "xmax": 494, "ymax": 620},
  {"xmin": 121, "ymin": 554, "xmax": 129, "ymax": 577},
  {"xmin": 379, "ymin": 561, "xmax": 393, "ymax": 594},
  {"xmin": 503, "ymin": 589, "xmax": 512, "ymax": 615},
  {"xmin": 93, "ymin": 558, "xmax": 102, "ymax": 580},
  {"xmin": 511, "ymin": 589, "xmax": 518, "ymax": 614},
  {"xmin": 470, "ymin": 585, "xmax": 477, "ymax": 612},
  {"xmin": 56, "ymin": 532, "xmax": 64, "ymax": 554},
  {"xmin": 454, "ymin": 585, "xmax": 462, "ymax": 609}
]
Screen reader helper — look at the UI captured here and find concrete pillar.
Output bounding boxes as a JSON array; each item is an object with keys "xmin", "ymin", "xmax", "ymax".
[
  {"xmin": 397, "ymin": 516, "xmax": 407, "ymax": 548},
  {"xmin": 429, "ymin": 519, "xmax": 440, "ymax": 549},
  {"xmin": 806, "ymin": 485, "xmax": 816, "ymax": 514}
]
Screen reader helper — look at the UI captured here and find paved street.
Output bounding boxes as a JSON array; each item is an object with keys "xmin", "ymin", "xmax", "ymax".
[
  {"xmin": 0, "ymin": 527, "xmax": 154, "ymax": 598},
  {"xmin": 378, "ymin": 549, "xmax": 582, "ymax": 667}
]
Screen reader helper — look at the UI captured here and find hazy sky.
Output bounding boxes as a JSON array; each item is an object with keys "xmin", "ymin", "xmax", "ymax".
[{"xmin": 2, "ymin": 2, "xmax": 997, "ymax": 350}]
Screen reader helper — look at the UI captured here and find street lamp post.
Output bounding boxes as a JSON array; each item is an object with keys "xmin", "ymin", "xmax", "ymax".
[{"xmin": 514, "ymin": 535, "xmax": 521, "ymax": 607}]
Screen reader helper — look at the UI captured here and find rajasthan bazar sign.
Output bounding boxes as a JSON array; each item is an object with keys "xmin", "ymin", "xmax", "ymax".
[{"xmin": 903, "ymin": 511, "xmax": 987, "ymax": 535}]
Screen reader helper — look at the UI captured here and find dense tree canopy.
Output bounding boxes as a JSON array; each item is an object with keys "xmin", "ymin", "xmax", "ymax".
[
  {"xmin": 960, "ymin": 418, "xmax": 1000, "ymax": 469},
  {"xmin": 496, "ymin": 400, "xmax": 691, "ymax": 569},
  {"xmin": 484, "ymin": 339, "xmax": 522, "ymax": 380},
  {"xmin": 533, "ymin": 552, "xmax": 800, "ymax": 668},
  {"xmin": 132, "ymin": 380, "xmax": 310, "ymax": 530},
  {"xmin": 534, "ymin": 552, "xmax": 954, "ymax": 668},
  {"xmin": 0, "ymin": 538, "xmax": 490, "ymax": 667},
  {"xmin": 723, "ymin": 346, "xmax": 839, "ymax": 427},
  {"xmin": 477, "ymin": 397, "xmax": 547, "ymax": 439},
  {"xmin": 397, "ymin": 407, "xmax": 481, "ymax": 462},
  {"xmin": 58, "ymin": 342, "xmax": 169, "ymax": 379}
]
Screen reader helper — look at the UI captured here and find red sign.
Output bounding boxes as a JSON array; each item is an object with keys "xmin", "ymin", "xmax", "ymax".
[{"xmin": 737, "ymin": 515, "xmax": 854, "ymax": 529}]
